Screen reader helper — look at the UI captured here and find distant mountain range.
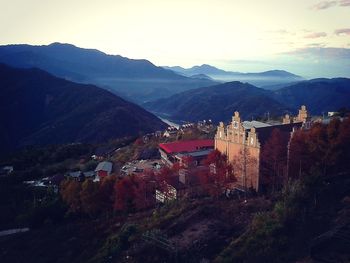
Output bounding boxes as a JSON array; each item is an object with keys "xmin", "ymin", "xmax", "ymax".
[
  {"xmin": 273, "ymin": 78, "xmax": 350, "ymax": 113},
  {"xmin": 0, "ymin": 64, "xmax": 167, "ymax": 155},
  {"xmin": 144, "ymin": 78, "xmax": 350, "ymax": 123},
  {"xmin": 163, "ymin": 64, "xmax": 304, "ymax": 87},
  {"xmin": 0, "ymin": 43, "xmax": 217, "ymax": 103}
]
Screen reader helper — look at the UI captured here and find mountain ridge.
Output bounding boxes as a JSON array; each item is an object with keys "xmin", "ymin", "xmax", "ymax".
[
  {"xmin": 0, "ymin": 63, "xmax": 167, "ymax": 155},
  {"xmin": 0, "ymin": 43, "xmax": 218, "ymax": 103},
  {"xmin": 144, "ymin": 78, "xmax": 350, "ymax": 123},
  {"xmin": 163, "ymin": 64, "xmax": 304, "ymax": 87}
]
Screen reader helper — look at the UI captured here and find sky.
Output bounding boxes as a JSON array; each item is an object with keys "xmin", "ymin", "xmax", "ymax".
[{"xmin": 0, "ymin": 0, "xmax": 349, "ymax": 78}]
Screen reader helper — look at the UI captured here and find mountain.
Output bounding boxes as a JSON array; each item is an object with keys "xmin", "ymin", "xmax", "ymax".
[
  {"xmin": 273, "ymin": 78, "xmax": 350, "ymax": 113},
  {"xmin": 144, "ymin": 81, "xmax": 289, "ymax": 123},
  {"xmin": 0, "ymin": 43, "xmax": 217, "ymax": 103},
  {"xmin": 144, "ymin": 78, "xmax": 350, "ymax": 123},
  {"xmin": 0, "ymin": 64, "xmax": 167, "ymax": 155},
  {"xmin": 189, "ymin": 74, "xmax": 214, "ymax": 80},
  {"xmin": 163, "ymin": 64, "xmax": 304, "ymax": 87},
  {"xmin": 163, "ymin": 64, "xmax": 235, "ymax": 77}
]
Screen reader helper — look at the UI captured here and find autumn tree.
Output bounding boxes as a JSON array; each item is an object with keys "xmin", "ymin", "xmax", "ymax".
[
  {"xmin": 231, "ymin": 147, "xmax": 257, "ymax": 193},
  {"xmin": 114, "ymin": 177, "xmax": 137, "ymax": 212},
  {"xmin": 80, "ymin": 179, "xmax": 100, "ymax": 216},
  {"xmin": 98, "ymin": 175, "xmax": 117, "ymax": 213},
  {"xmin": 60, "ymin": 180, "xmax": 82, "ymax": 213},
  {"xmin": 197, "ymin": 150, "xmax": 235, "ymax": 198},
  {"xmin": 289, "ymin": 118, "xmax": 350, "ymax": 178},
  {"xmin": 114, "ymin": 175, "xmax": 154, "ymax": 212},
  {"xmin": 261, "ymin": 128, "xmax": 289, "ymax": 192}
]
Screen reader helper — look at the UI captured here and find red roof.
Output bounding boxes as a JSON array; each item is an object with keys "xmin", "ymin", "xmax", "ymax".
[{"xmin": 159, "ymin": 139, "xmax": 214, "ymax": 154}]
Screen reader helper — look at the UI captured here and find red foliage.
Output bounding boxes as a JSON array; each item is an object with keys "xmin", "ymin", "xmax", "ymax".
[
  {"xmin": 289, "ymin": 118, "xmax": 350, "ymax": 178},
  {"xmin": 197, "ymin": 150, "xmax": 235, "ymax": 198},
  {"xmin": 134, "ymin": 137, "xmax": 144, "ymax": 146},
  {"xmin": 261, "ymin": 128, "xmax": 289, "ymax": 190},
  {"xmin": 114, "ymin": 175, "xmax": 155, "ymax": 212}
]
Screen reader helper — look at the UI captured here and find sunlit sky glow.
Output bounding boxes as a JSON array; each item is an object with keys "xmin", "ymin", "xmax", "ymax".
[{"xmin": 1, "ymin": 0, "xmax": 350, "ymax": 78}]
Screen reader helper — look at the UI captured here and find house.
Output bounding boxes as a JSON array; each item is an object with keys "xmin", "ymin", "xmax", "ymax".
[
  {"xmin": 159, "ymin": 139, "xmax": 214, "ymax": 166},
  {"xmin": 155, "ymin": 176, "xmax": 187, "ymax": 203},
  {"xmin": 155, "ymin": 182, "xmax": 177, "ymax": 203},
  {"xmin": 95, "ymin": 161, "xmax": 113, "ymax": 179},
  {"xmin": 0, "ymin": 166, "xmax": 14, "ymax": 177},
  {"xmin": 66, "ymin": 170, "xmax": 97, "ymax": 182},
  {"xmin": 215, "ymin": 106, "xmax": 308, "ymax": 192},
  {"xmin": 163, "ymin": 126, "xmax": 178, "ymax": 138},
  {"xmin": 66, "ymin": 171, "xmax": 85, "ymax": 182}
]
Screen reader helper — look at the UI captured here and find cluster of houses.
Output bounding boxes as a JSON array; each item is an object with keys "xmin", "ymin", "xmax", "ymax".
[
  {"xmin": 162, "ymin": 120, "xmax": 214, "ymax": 138},
  {"xmin": 24, "ymin": 161, "xmax": 114, "ymax": 190},
  {"xmin": 17, "ymin": 105, "xmax": 345, "ymax": 204}
]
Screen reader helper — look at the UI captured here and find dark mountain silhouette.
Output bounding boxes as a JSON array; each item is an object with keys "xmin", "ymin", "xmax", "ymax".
[
  {"xmin": 144, "ymin": 78, "xmax": 350, "ymax": 123},
  {"xmin": 0, "ymin": 43, "xmax": 217, "ymax": 103},
  {"xmin": 273, "ymin": 78, "xmax": 350, "ymax": 113},
  {"xmin": 144, "ymin": 81, "xmax": 289, "ymax": 122},
  {"xmin": 0, "ymin": 64, "xmax": 167, "ymax": 155},
  {"xmin": 163, "ymin": 64, "xmax": 304, "ymax": 87}
]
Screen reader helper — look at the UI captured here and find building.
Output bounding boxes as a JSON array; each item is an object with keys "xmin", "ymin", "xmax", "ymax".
[
  {"xmin": 95, "ymin": 161, "xmax": 113, "ymax": 179},
  {"xmin": 159, "ymin": 139, "xmax": 214, "ymax": 166},
  {"xmin": 163, "ymin": 126, "xmax": 178, "ymax": 138},
  {"xmin": 215, "ymin": 106, "xmax": 308, "ymax": 192},
  {"xmin": 0, "ymin": 166, "xmax": 14, "ymax": 177}
]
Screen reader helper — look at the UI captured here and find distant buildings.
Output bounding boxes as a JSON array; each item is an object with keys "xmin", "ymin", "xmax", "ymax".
[
  {"xmin": 0, "ymin": 166, "xmax": 14, "ymax": 177},
  {"xmin": 215, "ymin": 106, "xmax": 309, "ymax": 192},
  {"xmin": 163, "ymin": 126, "xmax": 178, "ymax": 138}
]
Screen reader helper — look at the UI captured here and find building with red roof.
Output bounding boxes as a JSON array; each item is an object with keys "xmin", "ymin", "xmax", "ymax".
[{"xmin": 159, "ymin": 139, "xmax": 214, "ymax": 166}]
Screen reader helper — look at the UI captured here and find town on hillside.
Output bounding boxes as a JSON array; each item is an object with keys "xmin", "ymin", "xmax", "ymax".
[
  {"xmin": 2, "ymin": 105, "xmax": 344, "ymax": 201},
  {"xmin": 1, "ymin": 105, "xmax": 350, "ymax": 263}
]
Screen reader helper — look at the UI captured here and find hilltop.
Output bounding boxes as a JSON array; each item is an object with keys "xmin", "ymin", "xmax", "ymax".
[
  {"xmin": 0, "ymin": 64, "xmax": 167, "ymax": 155},
  {"xmin": 144, "ymin": 78, "xmax": 350, "ymax": 122}
]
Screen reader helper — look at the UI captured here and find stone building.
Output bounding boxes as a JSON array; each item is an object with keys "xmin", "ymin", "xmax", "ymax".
[{"xmin": 215, "ymin": 106, "xmax": 308, "ymax": 192}]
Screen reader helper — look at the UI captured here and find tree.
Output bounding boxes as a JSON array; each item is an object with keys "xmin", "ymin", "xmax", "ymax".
[
  {"xmin": 231, "ymin": 147, "xmax": 257, "ymax": 193},
  {"xmin": 197, "ymin": 150, "xmax": 235, "ymax": 198},
  {"xmin": 261, "ymin": 129, "xmax": 289, "ymax": 192},
  {"xmin": 80, "ymin": 180, "xmax": 100, "ymax": 216},
  {"xmin": 114, "ymin": 177, "xmax": 137, "ymax": 212},
  {"xmin": 99, "ymin": 175, "xmax": 116, "ymax": 213},
  {"xmin": 60, "ymin": 180, "xmax": 82, "ymax": 213}
]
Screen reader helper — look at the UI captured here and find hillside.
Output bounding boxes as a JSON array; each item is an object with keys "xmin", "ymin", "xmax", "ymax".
[
  {"xmin": 0, "ymin": 64, "xmax": 167, "ymax": 155},
  {"xmin": 274, "ymin": 78, "xmax": 350, "ymax": 113},
  {"xmin": 0, "ymin": 43, "xmax": 217, "ymax": 103},
  {"xmin": 163, "ymin": 64, "xmax": 304, "ymax": 87},
  {"xmin": 144, "ymin": 78, "xmax": 350, "ymax": 123},
  {"xmin": 144, "ymin": 81, "xmax": 289, "ymax": 122}
]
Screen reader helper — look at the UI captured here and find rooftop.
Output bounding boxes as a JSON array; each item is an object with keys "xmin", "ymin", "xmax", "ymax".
[
  {"xmin": 95, "ymin": 161, "xmax": 113, "ymax": 173},
  {"xmin": 175, "ymin": 149, "xmax": 213, "ymax": 158},
  {"xmin": 159, "ymin": 139, "xmax": 214, "ymax": 154},
  {"xmin": 242, "ymin": 120, "xmax": 271, "ymax": 129}
]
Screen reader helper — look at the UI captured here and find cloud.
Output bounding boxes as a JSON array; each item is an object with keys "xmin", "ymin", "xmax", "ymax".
[
  {"xmin": 306, "ymin": 43, "xmax": 326, "ymax": 48},
  {"xmin": 304, "ymin": 32, "xmax": 327, "ymax": 38},
  {"xmin": 283, "ymin": 47, "xmax": 350, "ymax": 60},
  {"xmin": 310, "ymin": 1, "xmax": 337, "ymax": 10},
  {"xmin": 335, "ymin": 28, "xmax": 350, "ymax": 35},
  {"xmin": 339, "ymin": 0, "xmax": 350, "ymax": 6}
]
